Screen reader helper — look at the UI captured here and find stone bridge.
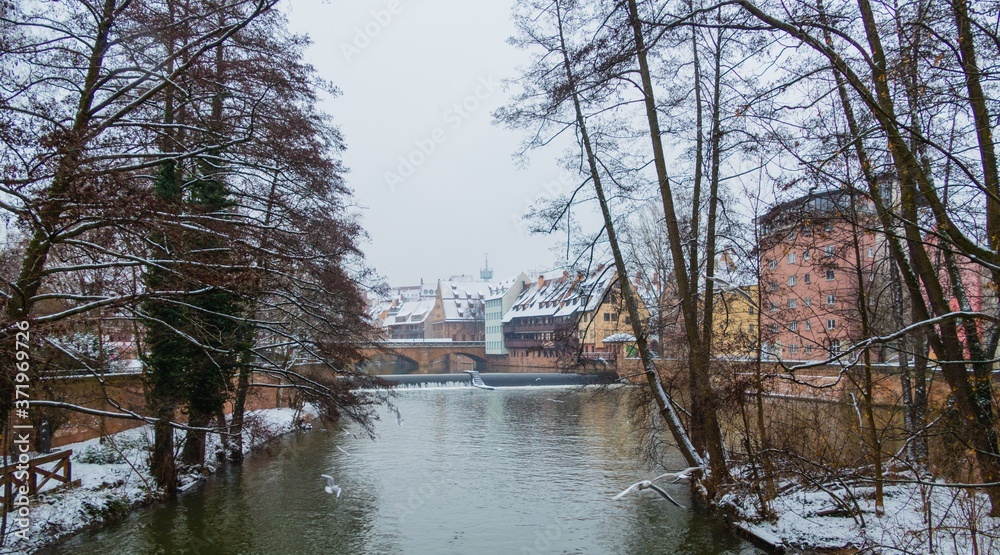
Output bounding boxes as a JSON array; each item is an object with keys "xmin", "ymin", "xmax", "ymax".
[{"xmin": 362, "ymin": 340, "xmax": 487, "ymax": 373}]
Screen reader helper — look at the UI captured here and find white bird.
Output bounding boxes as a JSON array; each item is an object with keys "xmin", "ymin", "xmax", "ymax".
[
  {"xmin": 336, "ymin": 445, "xmax": 351, "ymax": 456},
  {"xmin": 535, "ymin": 378, "xmax": 542, "ymax": 382},
  {"xmin": 703, "ymin": 274, "xmax": 756, "ymax": 306},
  {"xmin": 547, "ymin": 398, "xmax": 564, "ymax": 403},
  {"xmin": 389, "ymin": 405, "xmax": 403, "ymax": 426},
  {"xmin": 612, "ymin": 467, "xmax": 700, "ymax": 508},
  {"xmin": 321, "ymin": 474, "xmax": 342, "ymax": 497}
]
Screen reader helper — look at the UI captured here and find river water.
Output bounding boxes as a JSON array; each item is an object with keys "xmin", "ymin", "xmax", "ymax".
[{"xmin": 53, "ymin": 385, "xmax": 763, "ymax": 554}]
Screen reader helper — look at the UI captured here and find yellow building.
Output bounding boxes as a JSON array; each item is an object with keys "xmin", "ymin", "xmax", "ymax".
[
  {"xmin": 576, "ymin": 280, "xmax": 648, "ymax": 355},
  {"xmin": 711, "ymin": 285, "xmax": 760, "ymax": 359}
]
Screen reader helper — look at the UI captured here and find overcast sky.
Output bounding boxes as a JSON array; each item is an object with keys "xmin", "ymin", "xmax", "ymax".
[{"xmin": 284, "ymin": 0, "xmax": 575, "ymax": 287}]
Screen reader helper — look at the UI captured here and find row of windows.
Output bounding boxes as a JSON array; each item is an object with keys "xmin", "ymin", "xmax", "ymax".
[
  {"xmin": 769, "ymin": 245, "xmax": 876, "ymax": 268},
  {"xmin": 766, "ymin": 291, "xmax": 847, "ymax": 317},
  {"xmin": 771, "ymin": 270, "xmax": 837, "ymax": 291},
  {"xmin": 769, "ymin": 319, "xmax": 836, "ymax": 333}
]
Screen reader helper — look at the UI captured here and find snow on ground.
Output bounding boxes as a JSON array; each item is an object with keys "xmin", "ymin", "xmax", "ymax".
[
  {"xmin": 724, "ymin": 473, "xmax": 1000, "ymax": 554},
  {"xmin": 0, "ymin": 406, "xmax": 316, "ymax": 555}
]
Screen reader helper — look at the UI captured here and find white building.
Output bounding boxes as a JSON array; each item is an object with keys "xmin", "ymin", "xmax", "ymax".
[{"xmin": 484, "ymin": 273, "xmax": 529, "ymax": 355}]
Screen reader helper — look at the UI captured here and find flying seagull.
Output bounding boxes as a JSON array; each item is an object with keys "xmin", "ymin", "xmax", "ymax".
[
  {"xmin": 612, "ymin": 467, "xmax": 700, "ymax": 508},
  {"xmin": 321, "ymin": 474, "xmax": 342, "ymax": 497},
  {"xmin": 389, "ymin": 405, "xmax": 403, "ymax": 426},
  {"xmin": 547, "ymin": 398, "xmax": 565, "ymax": 403},
  {"xmin": 703, "ymin": 274, "xmax": 755, "ymax": 306}
]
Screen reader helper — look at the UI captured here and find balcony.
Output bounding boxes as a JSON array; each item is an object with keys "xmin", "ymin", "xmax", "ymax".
[
  {"xmin": 504, "ymin": 338, "xmax": 545, "ymax": 349},
  {"xmin": 504, "ymin": 322, "xmax": 556, "ymax": 333}
]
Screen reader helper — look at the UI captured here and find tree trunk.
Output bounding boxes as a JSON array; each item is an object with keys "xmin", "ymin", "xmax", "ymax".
[
  {"xmin": 181, "ymin": 410, "xmax": 210, "ymax": 467},
  {"xmin": 625, "ymin": 0, "xmax": 727, "ymax": 484},
  {"xmin": 553, "ymin": 0, "xmax": 703, "ymax": 470},
  {"xmin": 0, "ymin": 0, "xmax": 118, "ymax": 433},
  {"xmin": 151, "ymin": 404, "xmax": 177, "ymax": 496}
]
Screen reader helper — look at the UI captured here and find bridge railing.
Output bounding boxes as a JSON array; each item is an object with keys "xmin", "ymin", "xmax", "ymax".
[{"xmin": 375, "ymin": 340, "xmax": 486, "ymax": 348}]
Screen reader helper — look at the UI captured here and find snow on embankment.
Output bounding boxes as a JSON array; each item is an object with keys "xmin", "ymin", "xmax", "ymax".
[
  {"xmin": 0, "ymin": 406, "xmax": 312, "ymax": 555},
  {"xmin": 722, "ymin": 471, "xmax": 1000, "ymax": 554}
]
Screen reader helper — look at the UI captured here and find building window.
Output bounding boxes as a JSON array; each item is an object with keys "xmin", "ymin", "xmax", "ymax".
[
  {"xmin": 825, "ymin": 245, "xmax": 835, "ymax": 257},
  {"xmin": 604, "ymin": 313, "xmax": 611, "ymax": 321},
  {"xmin": 804, "ymin": 297, "xmax": 812, "ymax": 307},
  {"xmin": 749, "ymin": 324, "xmax": 755, "ymax": 334},
  {"xmin": 787, "ymin": 231, "xmax": 797, "ymax": 241},
  {"xmin": 826, "ymin": 269, "xmax": 836, "ymax": 281},
  {"xmin": 805, "ymin": 320, "xmax": 812, "ymax": 331},
  {"xmin": 825, "ymin": 222, "xmax": 834, "ymax": 232},
  {"xmin": 768, "ymin": 259, "xmax": 777, "ymax": 269},
  {"xmin": 827, "ymin": 294, "xmax": 836, "ymax": 306},
  {"xmin": 827, "ymin": 319, "xmax": 837, "ymax": 330},
  {"xmin": 803, "ymin": 225, "xmax": 812, "ymax": 237},
  {"xmin": 748, "ymin": 306, "xmax": 755, "ymax": 315},
  {"xmin": 868, "ymin": 246, "xmax": 874, "ymax": 258},
  {"xmin": 805, "ymin": 344, "xmax": 813, "ymax": 354},
  {"xmin": 770, "ymin": 302, "xmax": 778, "ymax": 312},
  {"xmin": 788, "ymin": 253, "xmax": 796, "ymax": 264},
  {"xmin": 769, "ymin": 281, "xmax": 778, "ymax": 291},
  {"xmin": 789, "ymin": 321, "xmax": 798, "ymax": 332},
  {"xmin": 803, "ymin": 249, "xmax": 811, "ymax": 260},
  {"xmin": 829, "ymin": 339, "xmax": 841, "ymax": 355},
  {"xmin": 770, "ymin": 324, "xmax": 778, "ymax": 333},
  {"xmin": 788, "ymin": 299, "xmax": 797, "ymax": 309},
  {"xmin": 789, "ymin": 343, "xmax": 799, "ymax": 355},
  {"xmin": 788, "ymin": 276, "xmax": 797, "ymax": 286},
  {"xmin": 804, "ymin": 273, "xmax": 811, "ymax": 284}
]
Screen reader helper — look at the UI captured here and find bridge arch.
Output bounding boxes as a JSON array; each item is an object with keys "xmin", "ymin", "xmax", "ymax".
[
  {"xmin": 362, "ymin": 340, "xmax": 488, "ymax": 374},
  {"xmin": 428, "ymin": 352, "xmax": 486, "ymax": 373},
  {"xmin": 363, "ymin": 353, "xmax": 419, "ymax": 374},
  {"xmin": 452, "ymin": 352, "xmax": 486, "ymax": 371}
]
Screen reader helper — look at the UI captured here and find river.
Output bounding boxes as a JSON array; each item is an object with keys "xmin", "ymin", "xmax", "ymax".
[{"xmin": 51, "ymin": 385, "xmax": 764, "ymax": 554}]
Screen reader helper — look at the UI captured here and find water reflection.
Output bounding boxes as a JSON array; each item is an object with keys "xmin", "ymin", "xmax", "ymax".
[{"xmin": 52, "ymin": 386, "xmax": 764, "ymax": 555}]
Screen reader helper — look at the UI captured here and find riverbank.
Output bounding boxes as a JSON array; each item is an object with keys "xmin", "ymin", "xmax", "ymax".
[
  {"xmin": 9, "ymin": 387, "xmax": 999, "ymax": 554},
  {"xmin": 720, "ymin": 467, "xmax": 1000, "ymax": 554},
  {"xmin": 0, "ymin": 406, "xmax": 313, "ymax": 555}
]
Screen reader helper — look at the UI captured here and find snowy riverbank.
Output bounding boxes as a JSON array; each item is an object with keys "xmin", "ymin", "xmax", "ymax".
[
  {"xmin": 0, "ymin": 406, "xmax": 314, "ymax": 555},
  {"xmin": 722, "ymin": 471, "xmax": 1000, "ymax": 554}
]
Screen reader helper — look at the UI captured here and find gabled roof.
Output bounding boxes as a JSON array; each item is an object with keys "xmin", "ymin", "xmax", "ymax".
[
  {"xmin": 385, "ymin": 297, "xmax": 436, "ymax": 327},
  {"xmin": 485, "ymin": 274, "xmax": 523, "ymax": 301},
  {"xmin": 438, "ymin": 280, "xmax": 495, "ymax": 322},
  {"xmin": 502, "ymin": 266, "xmax": 616, "ymax": 323}
]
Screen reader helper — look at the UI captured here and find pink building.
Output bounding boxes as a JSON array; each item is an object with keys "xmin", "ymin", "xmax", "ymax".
[{"xmin": 758, "ymin": 190, "xmax": 883, "ymax": 362}]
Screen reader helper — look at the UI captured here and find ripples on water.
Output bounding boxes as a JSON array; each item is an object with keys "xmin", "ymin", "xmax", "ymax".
[{"xmin": 53, "ymin": 386, "xmax": 764, "ymax": 554}]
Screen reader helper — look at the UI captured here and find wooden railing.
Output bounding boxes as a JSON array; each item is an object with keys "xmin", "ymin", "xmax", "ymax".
[{"xmin": 0, "ymin": 450, "xmax": 75, "ymax": 508}]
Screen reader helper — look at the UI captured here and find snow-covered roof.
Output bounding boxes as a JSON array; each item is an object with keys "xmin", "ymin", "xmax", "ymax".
[
  {"xmin": 602, "ymin": 333, "xmax": 636, "ymax": 343},
  {"xmin": 438, "ymin": 279, "xmax": 495, "ymax": 322},
  {"xmin": 485, "ymin": 275, "xmax": 520, "ymax": 301},
  {"xmin": 385, "ymin": 297, "xmax": 436, "ymax": 327},
  {"xmin": 502, "ymin": 266, "xmax": 616, "ymax": 323}
]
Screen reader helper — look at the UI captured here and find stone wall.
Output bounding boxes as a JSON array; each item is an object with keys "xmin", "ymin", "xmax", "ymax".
[{"xmin": 21, "ymin": 373, "xmax": 293, "ymax": 448}]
